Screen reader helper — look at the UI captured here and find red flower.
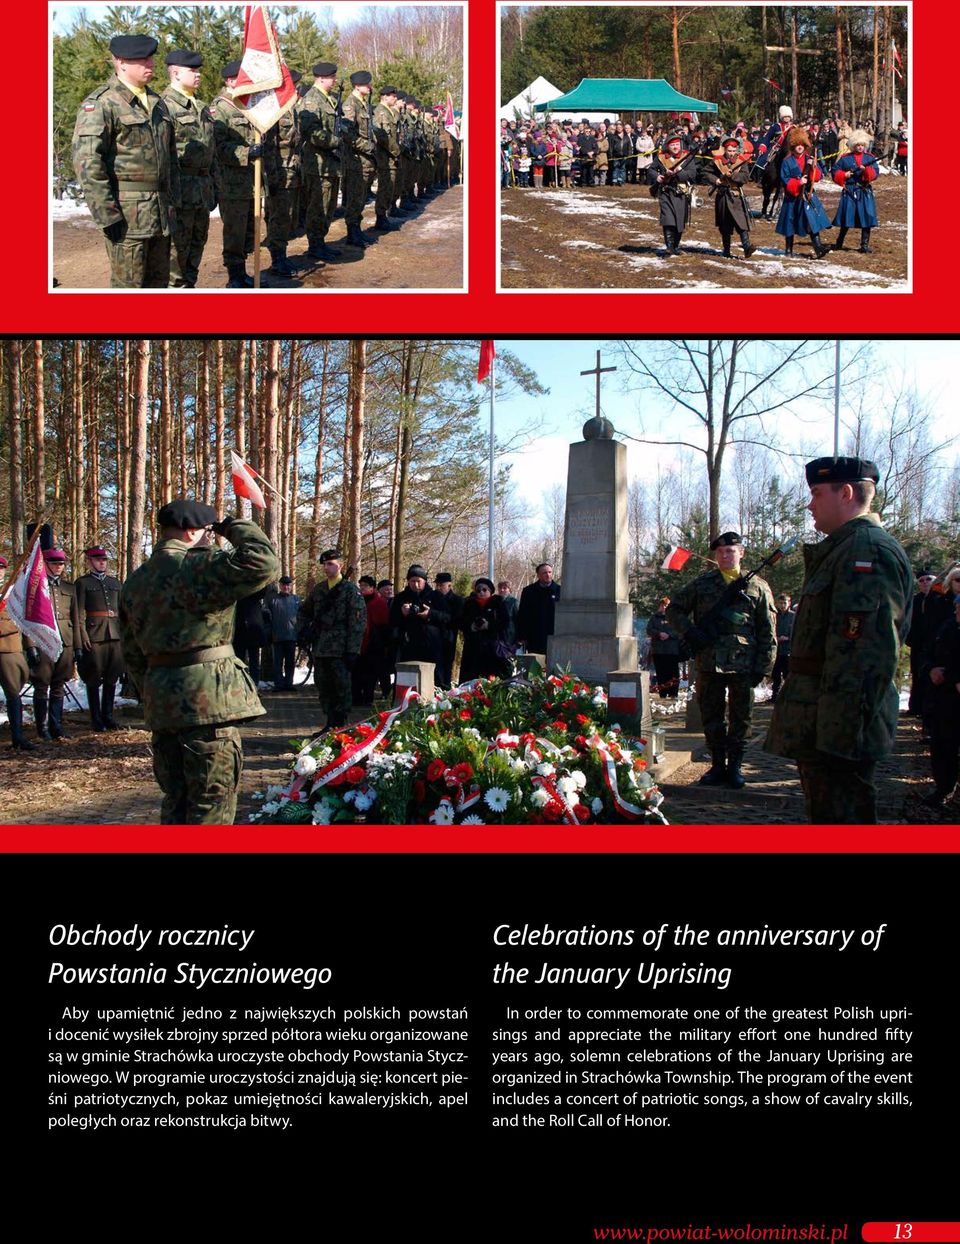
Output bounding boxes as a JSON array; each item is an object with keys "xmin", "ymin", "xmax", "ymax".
[
  {"xmin": 544, "ymin": 702, "xmax": 554, "ymax": 711},
  {"xmin": 551, "ymin": 720, "xmax": 568, "ymax": 732},
  {"xmin": 542, "ymin": 800, "xmax": 564, "ymax": 823},
  {"xmin": 634, "ymin": 757, "xmax": 648, "ymax": 771},
  {"xmin": 575, "ymin": 714, "xmax": 590, "ymax": 726},
  {"xmin": 426, "ymin": 758, "xmax": 447, "ymax": 782},
  {"xmin": 573, "ymin": 803, "xmax": 592, "ymax": 822},
  {"xmin": 345, "ymin": 765, "xmax": 365, "ymax": 784},
  {"xmin": 460, "ymin": 692, "xmax": 473, "ymax": 702},
  {"xmin": 574, "ymin": 735, "xmax": 588, "ymax": 749},
  {"xmin": 355, "ymin": 723, "xmax": 377, "ymax": 739},
  {"xmin": 413, "ymin": 780, "xmax": 427, "ymax": 803},
  {"xmin": 451, "ymin": 762, "xmax": 475, "ymax": 783},
  {"xmin": 561, "ymin": 698, "xmax": 575, "ymax": 709},
  {"xmin": 459, "ymin": 709, "xmax": 473, "ymax": 720}
]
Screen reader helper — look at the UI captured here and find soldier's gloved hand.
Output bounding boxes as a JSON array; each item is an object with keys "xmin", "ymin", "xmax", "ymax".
[
  {"xmin": 248, "ymin": 143, "xmax": 263, "ymax": 161},
  {"xmin": 103, "ymin": 221, "xmax": 125, "ymax": 243},
  {"xmin": 26, "ymin": 648, "xmax": 41, "ymax": 670},
  {"xmin": 684, "ymin": 626, "xmax": 710, "ymax": 654},
  {"xmin": 211, "ymin": 517, "xmax": 237, "ymax": 539}
]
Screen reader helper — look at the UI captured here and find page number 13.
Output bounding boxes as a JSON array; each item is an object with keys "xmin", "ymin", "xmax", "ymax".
[{"xmin": 893, "ymin": 1227, "xmax": 913, "ymax": 1241}]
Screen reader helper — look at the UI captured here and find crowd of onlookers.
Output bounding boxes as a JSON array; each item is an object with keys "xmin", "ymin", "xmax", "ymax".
[{"xmin": 500, "ymin": 113, "xmax": 908, "ymax": 189}]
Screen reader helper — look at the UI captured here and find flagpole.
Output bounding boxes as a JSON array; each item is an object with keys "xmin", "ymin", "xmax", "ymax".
[
  {"xmin": 833, "ymin": 339, "xmax": 841, "ymax": 456},
  {"xmin": 253, "ymin": 150, "xmax": 262, "ymax": 289},
  {"xmin": 487, "ymin": 356, "xmax": 495, "ymax": 581},
  {"xmin": 0, "ymin": 519, "xmax": 45, "ymax": 605}
]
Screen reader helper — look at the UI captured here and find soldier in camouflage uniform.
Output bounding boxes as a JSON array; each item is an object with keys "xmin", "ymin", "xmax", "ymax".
[
  {"xmin": 162, "ymin": 48, "xmax": 216, "ymax": 288},
  {"xmin": 211, "ymin": 60, "xmax": 279, "ymax": 288},
  {"xmin": 668, "ymin": 532, "xmax": 776, "ymax": 789},
  {"xmin": 765, "ymin": 457, "xmax": 913, "ymax": 824},
  {"xmin": 27, "ymin": 550, "xmax": 81, "ymax": 742},
  {"xmin": 395, "ymin": 93, "xmax": 418, "ymax": 212},
  {"xmin": 72, "ymin": 34, "xmax": 181, "ymax": 288},
  {"xmin": 297, "ymin": 549, "xmax": 367, "ymax": 730},
  {"xmin": 299, "ymin": 62, "xmax": 343, "ymax": 262},
  {"xmin": 265, "ymin": 68, "xmax": 302, "ymax": 270},
  {"xmin": 372, "ymin": 85, "xmax": 402, "ymax": 232},
  {"xmin": 75, "ymin": 547, "xmax": 125, "ymax": 732},
  {"xmin": 340, "ymin": 71, "xmax": 378, "ymax": 248},
  {"xmin": 0, "ymin": 555, "xmax": 35, "ymax": 751},
  {"xmin": 119, "ymin": 500, "xmax": 279, "ymax": 824}
]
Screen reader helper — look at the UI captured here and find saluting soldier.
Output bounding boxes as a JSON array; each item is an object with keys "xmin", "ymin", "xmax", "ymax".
[
  {"xmin": 265, "ymin": 67, "xmax": 303, "ymax": 270},
  {"xmin": 74, "ymin": 546, "xmax": 124, "ymax": 732},
  {"xmin": 299, "ymin": 62, "xmax": 343, "ymax": 262},
  {"xmin": 297, "ymin": 549, "xmax": 367, "ymax": 731},
  {"xmin": 667, "ymin": 533, "xmax": 776, "ymax": 790},
  {"xmin": 0, "ymin": 555, "xmax": 35, "ymax": 751},
  {"xmin": 162, "ymin": 48, "xmax": 216, "ymax": 288},
  {"xmin": 765, "ymin": 458, "xmax": 913, "ymax": 824},
  {"xmin": 372, "ymin": 85, "xmax": 402, "ymax": 232},
  {"xmin": 28, "ymin": 549, "xmax": 81, "ymax": 743},
  {"xmin": 72, "ymin": 33, "xmax": 181, "ymax": 288},
  {"xmin": 119, "ymin": 501, "xmax": 279, "ymax": 825},
  {"xmin": 211, "ymin": 60, "xmax": 279, "ymax": 288},
  {"xmin": 340, "ymin": 71, "xmax": 377, "ymax": 248}
]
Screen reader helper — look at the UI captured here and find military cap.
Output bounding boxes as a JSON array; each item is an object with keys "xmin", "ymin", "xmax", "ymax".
[
  {"xmin": 313, "ymin": 62, "xmax": 337, "ymax": 77},
  {"xmin": 279, "ymin": 575, "xmax": 294, "ymax": 585},
  {"xmin": 84, "ymin": 546, "xmax": 109, "ymax": 559},
  {"xmin": 43, "ymin": 549, "xmax": 67, "ymax": 563},
  {"xmin": 804, "ymin": 456, "xmax": 880, "ymax": 486},
  {"xmin": 319, "ymin": 548, "xmax": 342, "ymax": 563},
  {"xmin": 222, "ymin": 60, "xmax": 242, "ymax": 80},
  {"xmin": 110, "ymin": 34, "xmax": 158, "ymax": 59},
  {"xmin": 358, "ymin": 574, "xmax": 377, "ymax": 588},
  {"xmin": 350, "ymin": 70, "xmax": 372, "ymax": 86},
  {"xmin": 434, "ymin": 572, "xmax": 452, "ymax": 584},
  {"xmin": 166, "ymin": 48, "xmax": 202, "ymax": 68},
  {"xmin": 157, "ymin": 499, "xmax": 218, "ymax": 530},
  {"xmin": 395, "ymin": 91, "xmax": 407, "ymax": 102},
  {"xmin": 709, "ymin": 531, "xmax": 743, "ymax": 550},
  {"xmin": 915, "ymin": 566, "xmax": 936, "ymax": 579},
  {"xmin": 380, "ymin": 85, "xmax": 398, "ymax": 97},
  {"xmin": 289, "ymin": 69, "xmax": 302, "ymax": 84},
  {"xmin": 721, "ymin": 136, "xmax": 740, "ymax": 148},
  {"xmin": 377, "ymin": 580, "xmax": 393, "ymax": 590},
  {"xmin": 406, "ymin": 564, "xmax": 428, "ymax": 580}
]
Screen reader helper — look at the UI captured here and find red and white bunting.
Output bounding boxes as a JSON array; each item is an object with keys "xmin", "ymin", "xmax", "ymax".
[{"xmin": 311, "ymin": 686, "xmax": 419, "ymax": 793}]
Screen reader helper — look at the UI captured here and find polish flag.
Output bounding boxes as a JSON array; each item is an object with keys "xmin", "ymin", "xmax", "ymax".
[
  {"xmin": 444, "ymin": 91, "xmax": 459, "ymax": 140},
  {"xmin": 2, "ymin": 540, "xmax": 63, "ymax": 660},
  {"xmin": 661, "ymin": 545, "xmax": 692, "ymax": 572},
  {"xmin": 478, "ymin": 340, "xmax": 495, "ymax": 383},
  {"xmin": 231, "ymin": 450, "xmax": 267, "ymax": 509},
  {"xmin": 230, "ymin": 5, "xmax": 298, "ymax": 133}
]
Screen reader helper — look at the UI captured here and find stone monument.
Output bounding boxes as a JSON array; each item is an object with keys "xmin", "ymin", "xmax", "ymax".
[{"xmin": 547, "ymin": 352, "xmax": 638, "ymax": 683}]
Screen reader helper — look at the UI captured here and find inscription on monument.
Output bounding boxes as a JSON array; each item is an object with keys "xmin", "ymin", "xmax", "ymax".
[{"xmin": 567, "ymin": 502, "xmax": 610, "ymax": 551}]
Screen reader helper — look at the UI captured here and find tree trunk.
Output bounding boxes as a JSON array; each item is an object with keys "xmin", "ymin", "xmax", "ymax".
[
  {"xmin": 72, "ymin": 341, "xmax": 86, "ymax": 563},
  {"xmin": 338, "ymin": 364, "xmax": 352, "ymax": 553},
  {"xmin": 88, "ymin": 348, "xmax": 101, "ymax": 540},
  {"xmin": 159, "ymin": 339, "xmax": 172, "ymax": 502},
  {"xmin": 126, "ymin": 341, "xmax": 150, "ymax": 573},
  {"xmin": 234, "ymin": 339, "xmax": 248, "ymax": 518},
  {"xmin": 214, "ymin": 339, "xmax": 226, "ymax": 515},
  {"xmin": 872, "ymin": 7, "xmax": 880, "ymax": 128},
  {"xmin": 262, "ymin": 339, "xmax": 280, "ymax": 542},
  {"xmin": 248, "ymin": 339, "xmax": 259, "ymax": 473},
  {"xmin": 347, "ymin": 340, "xmax": 366, "ymax": 574},
  {"xmin": 288, "ymin": 348, "xmax": 302, "ymax": 579},
  {"xmin": 392, "ymin": 347, "xmax": 414, "ymax": 584},
  {"xmin": 31, "ymin": 341, "xmax": 45, "ymax": 517},
  {"xmin": 198, "ymin": 341, "xmax": 211, "ymax": 505},
  {"xmin": 6, "ymin": 342, "xmax": 24, "ymax": 554},
  {"xmin": 790, "ymin": 8, "xmax": 799, "ymax": 117},
  {"xmin": 306, "ymin": 342, "xmax": 329, "ymax": 589},
  {"xmin": 671, "ymin": 7, "xmax": 682, "ymax": 90},
  {"xmin": 835, "ymin": 8, "xmax": 845, "ymax": 116}
]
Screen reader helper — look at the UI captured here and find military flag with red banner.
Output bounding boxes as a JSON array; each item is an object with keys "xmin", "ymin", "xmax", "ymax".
[
  {"xmin": 2, "ymin": 539, "xmax": 63, "ymax": 660},
  {"xmin": 478, "ymin": 340, "xmax": 495, "ymax": 383},
  {"xmin": 444, "ymin": 92, "xmax": 459, "ymax": 140},
  {"xmin": 230, "ymin": 4, "xmax": 297, "ymax": 133}
]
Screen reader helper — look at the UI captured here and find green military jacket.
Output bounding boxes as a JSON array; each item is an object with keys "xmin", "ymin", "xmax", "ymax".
[
  {"xmin": 161, "ymin": 86, "xmax": 216, "ymax": 209},
  {"xmin": 667, "ymin": 569, "xmax": 776, "ymax": 679},
  {"xmin": 75, "ymin": 573, "xmax": 123, "ymax": 645},
  {"xmin": 42, "ymin": 577, "xmax": 81, "ymax": 651},
  {"xmin": 298, "ymin": 577, "xmax": 367, "ymax": 659},
  {"xmin": 373, "ymin": 102, "xmax": 400, "ymax": 161},
  {"xmin": 72, "ymin": 75, "xmax": 181, "ymax": 238},
  {"xmin": 299, "ymin": 86, "xmax": 341, "ymax": 178},
  {"xmin": 272, "ymin": 105, "xmax": 301, "ymax": 185},
  {"xmin": 119, "ymin": 520, "xmax": 279, "ymax": 732},
  {"xmin": 210, "ymin": 94, "xmax": 279, "ymax": 198},
  {"xmin": 765, "ymin": 514, "xmax": 913, "ymax": 763},
  {"xmin": 341, "ymin": 89, "xmax": 377, "ymax": 162}
]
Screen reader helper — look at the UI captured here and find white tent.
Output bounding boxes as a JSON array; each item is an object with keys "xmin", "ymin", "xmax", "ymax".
[{"xmin": 500, "ymin": 76, "xmax": 611, "ymax": 126}]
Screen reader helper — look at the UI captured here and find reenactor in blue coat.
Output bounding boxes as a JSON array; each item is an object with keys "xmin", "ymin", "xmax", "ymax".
[
  {"xmin": 775, "ymin": 127, "xmax": 831, "ymax": 259},
  {"xmin": 754, "ymin": 106, "xmax": 794, "ymax": 171},
  {"xmin": 831, "ymin": 129, "xmax": 880, "ymax": 253}
]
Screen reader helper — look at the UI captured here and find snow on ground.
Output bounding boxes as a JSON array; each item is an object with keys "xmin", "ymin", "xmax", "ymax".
[{"xmin": 51, "ymin": 198, "xmax": 92, "ymax": 221}]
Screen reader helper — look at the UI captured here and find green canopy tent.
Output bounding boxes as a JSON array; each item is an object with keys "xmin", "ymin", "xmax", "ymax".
[{"xmin": 534, "ymin": 78, "xmax": 718, "ymax": 119}]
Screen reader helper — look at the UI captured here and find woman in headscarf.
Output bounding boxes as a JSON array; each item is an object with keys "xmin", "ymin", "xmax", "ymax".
[{"xmin": 458, "ymin": 578, "xmax": 512, "ymax": 682}]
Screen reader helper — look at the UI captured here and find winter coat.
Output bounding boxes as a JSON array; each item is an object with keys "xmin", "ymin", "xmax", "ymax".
[
  {"xmin": 389, "ymin": 586, "xmax": 450, "ymax": 665},
  {"xmin": 775, "ymin": 153, "xmax": 831, "ymax": 237},
  {"xmin": 459, "ymin": 595, "xmax": 512, "ymax": 682},
  {"xmin": 832, "ymin": 152, "xmax": 880, "ymax": 228}
]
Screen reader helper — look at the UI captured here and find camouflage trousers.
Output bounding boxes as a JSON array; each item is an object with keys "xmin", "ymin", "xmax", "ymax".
[
  {"xmin": 219, "ymin": 195, "xmax": 255, "ymax": 268},
  {"xmin": 397, "ymin": 155, "xmax": 415, "ymax": 202},
  {"xmin": 796, "ymin": 756, "xmax": 878, "ymax": 825},
  {"xmin": 304, "ymin": 173, "xmax": 340, "ymax": 245},
  {"xmin": 106, "ymin": 234, "xmax": 170, "ymax": 288},
  {"xmin": 375, "ymin": 155, "xmax": 397, "ymax": 217},
  {"xmin": 152, "ymin": 723, "xmax": 243, "ymax": 825},
  {"xmin": 697, "ymin": 673, "xmax": 754, "ymax": 750},
  {"xmin": 265, "ymin": 181, "xmax": 292, "ymax": 250},
  {"xmin": 315, "ymin": 655, "xmax": 353, "ymax": 727},
  {"xmin": 342, "ymin": 155, "xmax": 377, "ymax": 226},
  {"xmin": 169, "ymin": 205, "xmax": 210, "ymax": 287}
]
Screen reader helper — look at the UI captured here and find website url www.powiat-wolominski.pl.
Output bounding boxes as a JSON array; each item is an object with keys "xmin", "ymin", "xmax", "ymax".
[{"xmin": 593, "ymin": 1226, "xmax": 850, "ymax": 1242}]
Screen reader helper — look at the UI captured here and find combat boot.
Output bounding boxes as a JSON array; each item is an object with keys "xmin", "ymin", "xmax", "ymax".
[
  {"xmin": 833, "ymin": 227, "xmax": 849, "ymax": 251},
  {"xmin": 721, "ymin": 235, "xmax": 732, "ymax": 258},
  {"xmin": 726, "ymin": 746, "xmax": 746, "ymax": 790},
  {"xmin": 48, "ymin": 696, "xmax": 69, "ymax": 741},
  {"xmin": 401, "ymin": 196, "xmax": 418, "ymax": 211},
  {"xmin": 34, "ymin": 692, "xmax": 49, "ymax": 740},
  {"xmin": 859, "ymin": 229, "xmax": 872, "ymax": 254},
  {"xmin": 699, "ymin": 748, "xmax": 727, "ymax": 786},
  {"xmin": 226, "ymin": 264, "xmax": 252, "ymax": 288},
  {"xmin": 101, "ymin": 682, "xmax": 120, "ymax": 730},
  {"xmin": 344, "ymin": 224, "xmax": 368, "ymax": 249},
  {"xmin": 87, "ymin": 684, "xmax": 104, "ymax": 732},
  {"xmin": 374, "ymin": 213, "xmax": 398, "ymax": 232},
  {"xmin": 389, "ymin": 204, "xmax": 409, "ymax": 218},
  {"xmin": 267, "ymin": 247, "xmax": 294, "ymax": 277},
  {"xmin": 784, "ymin": 237, "xmax": 794, "ymax": 257},
  {"xmin": 810, "ymin": 232, "xmax": 830, "ymax": 259},
  {"xmin": 7, "ymin": 698, "xmax": 36, "ymax": 750},
  {"xmin": 740, "ymin": 231, "xmax": 756, "ymax": 258}
]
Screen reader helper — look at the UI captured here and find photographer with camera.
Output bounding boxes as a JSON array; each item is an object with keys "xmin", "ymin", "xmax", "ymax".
[
  {"xmin": 459, "ymin": 579, "xmax": 513, "ymax": 683},
  {"xmin": 389, "ymin": 564, "xmax": 451, "ymax": 680}
]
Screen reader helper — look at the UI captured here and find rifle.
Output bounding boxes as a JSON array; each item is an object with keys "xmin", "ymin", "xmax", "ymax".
[
  {"xmin": 682, "ymin": 537, "xmax": 799, "ymax": 656},
  {"xmin": 334, "ymin": 79, "xmax": 355, "ymax": 145}
]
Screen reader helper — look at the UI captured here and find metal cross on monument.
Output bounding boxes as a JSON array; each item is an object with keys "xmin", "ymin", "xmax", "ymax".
[{"xmin": 580, "ymin": 349, "xmax": 616, "ymax": 422}]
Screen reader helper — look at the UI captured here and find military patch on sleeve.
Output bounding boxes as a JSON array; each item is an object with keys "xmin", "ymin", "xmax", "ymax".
[
  {"xmin": 842, "ymin": 613, "xmax": 865, "ymax": 639},
  {"xmin": 83, "ymin": 104, "xmax": 97, "ymax": 112},
  {"xmin": 853, "ymin": 560, "xmax": 874, "ymax": 573}
]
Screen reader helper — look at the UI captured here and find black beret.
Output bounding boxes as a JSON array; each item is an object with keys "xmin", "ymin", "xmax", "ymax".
[
  {"xmin": 157, "ymin": 499, "xmax": 218, "ymax": 530},
  {"xmin": 110, "ymin": 34, "xmax": 158, "ymax": 59},
  {"xmin": 406, "ymin": 564, "xmax": 428, "ymax": 580},
  {"xmin": 474, "ymin": 578, "xmax": 496, "ymax": 594},
  {"xmin": 709, "ymin": 531, "xmax": 742, "ymax": 550},
  {"xmin": 358, "ymin": 575, "xmax": 377, "ymax": 588},
  {"xmin": 434, "ymin": 572, "xmax": 452, "ymax": 584},
  {"xmin": 165, "ymin": 48, "xmax": 202, "ymax": 68},
  {"xmin": 395, "ymin": 91, "xmax": 407, "ymax": 102},
  {"xmin": 279, "ymin": 575, "xmax": 294, "ymax": 585},
  {"xmin": 319, "ymin": 548, "xmax": 342, "ymax": 563},
  {"xmin": 380, "ymin": 85, "xmax": 398, "ymax": 97},
  {"xmin": 222, "ymin": 60, "xmax": 242, "ymax": 80},
  {"xmin": 288, "ymin": 69, "xmax": 302, "ymax": 84},
  {"xmin": 313, "ymin": 62, "xmax": 337, "ymax": 77},
  {"xmin": 350, "ymin": 70, "xmax": 372, "ymax": 86},
  {"xmin": 804, "ymin": 456, "xmax": 880, "ymax": 486}
]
